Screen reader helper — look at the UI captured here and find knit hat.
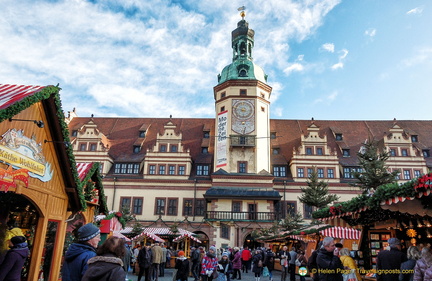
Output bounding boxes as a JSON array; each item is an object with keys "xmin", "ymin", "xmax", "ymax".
[
  {"xmin": 209, "ymin": 246, "xmax": 216, "ymax": 252},
  {"xmin": 388, "ymin": 238, "xmax": 401, "ymax": 246},
  {"xmin": 222, "ymin": 252, "xmax": 229, "ymax": 257},
  {"xmin": 77, "ymin": 223, "xmax": 100, "ymax": 241},
  {"xmin": 11, "ymin": 236, "xmax": 26, "ymax": 245},
  {"xmin": 178, "ymin": 251, "xmax": 185, "ymax": 256}
]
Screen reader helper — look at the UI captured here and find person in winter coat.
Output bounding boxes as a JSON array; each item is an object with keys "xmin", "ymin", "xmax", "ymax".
[
  {"xmin": 201, "ymin": 246, "xmax": 219, "ymax": 281},
  {"xmin": 232, "ymin": 247, "xmax": 242, "ymax": 280},
  {"xmin": 241, "ymin": 246, "xmax": 252, "ymax": 273},
  {"xmin": 339, "ymin": 248, "xmax": 361, "ymax": 281},
  {"xmin": 62, "ymin": 223, "xmax": 101, "ymax": 281},
  {"xmin": 252, "ymin": 249, "xmax": 264, "ymax": 281},
  {"xmin": 152, "ymin": 242, "xmax": 163, "ymax": 281},
  {"xmin": 308, "ymin": 242, "xmax": 322, "ymax": 281},
  {"xmin": 296, "ymin": 250, "xmax": 308, "ymax": 281},
  {"xmin": 278, "ymin": 246, "xmax": 290, "ymax": 281},
  {"xmin": 316, "ymin": 237, "xmax": 343, "ymax": 281},
  {"xmin": 377, "ymin": 238, "xmax": 407, "ymax": 281},
  {"xmin": 175, "ymin": 251, "xmax": 190, "ymax": 281},
  {"xmin": 81, "ymin": 236, "xmax": 126, "ymax": 281},
  {"xmin": 217, "ymin": 252, "xmax": 233, "ymax": 281},
  {"xmin": 264, "ymin": 248, "xmax": 275, "ymax": 281},
  {"xmin": 0, "ymin": 236, "xmax": 29, "ymax": 281},
  {"xmin": 138, "ymin": 242, "xmax": 153, "ymax": 281},
  {"xmin": 191, "ymin": 246, "xmax": 201, "ymax": 281},
  {"xmin": 400, "ymin": 246, "xmax": 420, "ymax": 281},
  {"xmin": 413, "ymin": 246, "xmax": 432, "ymax": 281}
]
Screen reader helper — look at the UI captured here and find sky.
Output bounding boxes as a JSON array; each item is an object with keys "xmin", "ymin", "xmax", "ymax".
[{"xmin": 1, "ymin": 0, "xmax": 431, "ymax": 121}]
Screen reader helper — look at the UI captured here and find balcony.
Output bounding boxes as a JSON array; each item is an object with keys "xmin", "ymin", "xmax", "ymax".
[
  {"xmin": 230, "ymin": 135, "xmax": 255, "ymax": 147},
  {"xmin": 205, "ymin": 211, "xmax": 278, "ymax": 222}
]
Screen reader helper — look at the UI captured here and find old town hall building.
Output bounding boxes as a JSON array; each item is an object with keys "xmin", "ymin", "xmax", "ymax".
[{"xmin": 66, "ymin": 15, "xmax": 432, "ymax": 248}]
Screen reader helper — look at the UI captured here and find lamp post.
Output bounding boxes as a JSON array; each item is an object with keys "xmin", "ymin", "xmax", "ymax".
[
  {"xmin": 111, "ymin": 176, "xmax": 117, "ymax": 211},
  {"xmin": 193, "ymin": 179, "xmax": 197, "ymax": 220},
  {"xmin": 283, "ymin": 180, "xmax": 287, "ymax": 217}
]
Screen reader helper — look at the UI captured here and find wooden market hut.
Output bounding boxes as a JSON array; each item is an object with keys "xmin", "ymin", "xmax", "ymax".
[
  {"xmin": 0, "ymin": 84, "xmax": 107, "ymax": 281},
  {"xmin": 313, "ymin": 172, "xmax": 432, "ymax": 273}
]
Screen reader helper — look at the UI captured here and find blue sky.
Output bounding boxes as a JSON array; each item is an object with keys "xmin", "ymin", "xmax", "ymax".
[{"xmin": 1, "ymin": 0, "xmax": 431, "ymax": 120}]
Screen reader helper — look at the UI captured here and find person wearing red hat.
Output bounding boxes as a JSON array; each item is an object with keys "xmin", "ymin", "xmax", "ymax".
[{"xmin": 175, "ymin": 251, "xmax": 190, "ymax": 281}]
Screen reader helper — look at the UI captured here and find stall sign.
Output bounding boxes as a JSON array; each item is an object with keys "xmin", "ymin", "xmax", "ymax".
[
  {"xmin": 0, "ymin": 129, "xmax": 53, "ymax": 182},
  {"xmin": 0, "ymin": 165, "xmax": 29, "ymax": 191}
]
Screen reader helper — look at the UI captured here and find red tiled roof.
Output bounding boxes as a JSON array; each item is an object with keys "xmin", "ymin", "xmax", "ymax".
[{"xmin": 0, "ymin": 84, "xmax": 46, "ymax": 110}]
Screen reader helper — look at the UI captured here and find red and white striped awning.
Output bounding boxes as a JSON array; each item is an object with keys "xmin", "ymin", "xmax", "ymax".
[
  {"xmin": 286, "ymin": 235, "xmax": 315, "ymax": 243},
  {"xmin": 0, "ymin": 84, "xmax": 46, "ymax": 110},
  {"xmin": 381, "ymin": 189, "xmax": 431, "ymax": 206},
  {"xmin": 142, "ymin": 227, "xmax": 196, "ymax": 236},
  {"xmin": 319, "ymin": 227, "xmax": 361, "ymax": 240},
  {"xmin": 173, "ymin": 233, "xmax": 202, "ymax": 243},
  {"xmin": 76, "ymin": 163, "xmax": 93, "ymax": 181},
  {"xmin": 132, "ymin": 231, "xmax": 165, "ymax": 243},
  {"xmin": 113, "ymin": 231, "xmax": 131, "ymax": 241}
]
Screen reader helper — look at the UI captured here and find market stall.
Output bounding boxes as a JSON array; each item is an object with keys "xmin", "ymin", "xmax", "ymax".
[{"xmin": 0, "ymin": 84, "xmax": 107, "ymax": 281}]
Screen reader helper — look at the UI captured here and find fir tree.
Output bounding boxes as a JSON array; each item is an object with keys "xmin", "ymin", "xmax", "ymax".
[
  {"xmin": 298, "ymin": 166, "xmax": 339, "ymax": 209},
  {"xmin": 352, "ymin": 139, "xmax": 399, "ymax": 194}
]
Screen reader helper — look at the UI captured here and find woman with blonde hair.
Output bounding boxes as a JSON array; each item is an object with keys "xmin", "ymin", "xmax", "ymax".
[
  {"xmin": 413, "ymin": 246, "xmax": 432, "ymax": 281},
  {"xmin": 339, "ymin": 248, "xmax": 361, "ymax": 281},
  {"xmin": 400, "ymin": 246, "xmax": 420, "ymax": 281}
]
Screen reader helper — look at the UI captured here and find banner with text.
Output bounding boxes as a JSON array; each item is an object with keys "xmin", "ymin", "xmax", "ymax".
[{"xmin": 216, "ymin": 110, "xmax": 228, "ymax": 168}]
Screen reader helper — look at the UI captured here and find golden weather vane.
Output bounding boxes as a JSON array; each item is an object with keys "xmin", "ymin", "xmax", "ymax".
[{"xmin": 237, "ymin": 6, "xmax": 246, "ymax": 19}]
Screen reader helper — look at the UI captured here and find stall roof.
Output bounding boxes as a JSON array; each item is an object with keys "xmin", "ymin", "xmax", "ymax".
[
  {"xmin": 319, "ymin": 226, "xmax": 361, "ymax": 240},
  {"xmin": 76, "ymin": 162, "xmax": 109, "ymax": 213}
]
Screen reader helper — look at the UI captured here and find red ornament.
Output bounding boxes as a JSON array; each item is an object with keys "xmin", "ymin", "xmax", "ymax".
[
  {"xmin": 116, "ymin": 212, "xmax": 122, "ymax": 217},
  {"xmin": 300, "ymin": 231, "xmax": 306, "ymax": 235}
]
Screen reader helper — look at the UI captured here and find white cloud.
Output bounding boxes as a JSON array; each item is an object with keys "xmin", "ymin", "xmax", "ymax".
[
  {"xmin": 321, "ymin": 43, "xmax": 335, "ymax": 53},
  {"xmin": 365, "ymin": 28, "xmax": 377, "ymax": 37},
  {"xmin": 402, "ymin": 48, "xmax": 432, "ymax": 67},
  {"xmin": 313, "ymin": 91, "xmax": 338, "ymax": 104},
  {"xmin": 284, "ymin": 63, "xmax": 305, "ymax": 75},
  {"xmin": 407, "ymin": 7, "xmax": 423, "ymax": 15},
  {"xmin": 331, "ymin": 62, "xmax": 343, "ymax": 70},
  {"xmin": 331, "ymin": 49, "xmax": 348, "ymax": 70}
]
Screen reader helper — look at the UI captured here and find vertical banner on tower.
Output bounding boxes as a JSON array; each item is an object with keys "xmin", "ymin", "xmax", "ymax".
[{"xmin": 216, "ymin": 110, "xmax": 228, "ymax": 168}]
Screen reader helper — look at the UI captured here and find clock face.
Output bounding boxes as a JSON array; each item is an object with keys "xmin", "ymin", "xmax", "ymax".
[{"xmin": 232, "ymin": 99, "xmax": 255, "ymax": 134}]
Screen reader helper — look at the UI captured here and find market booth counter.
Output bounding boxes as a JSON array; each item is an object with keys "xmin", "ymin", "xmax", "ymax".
[{"xmin": 0, "ymin": 84, "xmax": 107, "ymax": 281}]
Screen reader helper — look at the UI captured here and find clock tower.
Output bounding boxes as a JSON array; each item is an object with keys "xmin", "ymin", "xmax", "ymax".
[{"xmin": 213, "ymin": 11, "xmax": 272, "ymax": 174}]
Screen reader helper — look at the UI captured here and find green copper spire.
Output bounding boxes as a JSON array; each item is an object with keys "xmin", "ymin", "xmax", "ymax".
[{"xmin": 217, "ymin": 9, "xmax": 268, "ymax": 85}]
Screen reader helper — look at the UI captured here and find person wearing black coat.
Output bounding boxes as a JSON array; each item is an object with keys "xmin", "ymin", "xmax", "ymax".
[
  {"xmin": 252, "ymin": 250, "xmax": 264, "ymax": 281},
  {"xmin": 138, "ymin": 242, "xmax": 153, "ymax": 281},
  {"xmin": 278, "ymin": 246, "xmax": 290, "ymax": 281},
  {"xmin": 0, "ymin": 236, "xmax": 29, "ymax": 281},
  {"xmin": 376, "ymin": 238, "xmax": 407, "ymax": 281},
  {"xmin": 316, "ymin": 237, "xmax": 343, "ymax": 281},
  {"xmin": 264, "ymin": 249, "xmax": 275, "ymax": 281},
  {"xmin": 175, "ymin": 251, "xmax": 190, "ymax": 281}
]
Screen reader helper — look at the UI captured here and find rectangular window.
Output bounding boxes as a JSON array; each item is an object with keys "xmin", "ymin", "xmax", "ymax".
[
  {"xmin": 197, "ymin": 165, "xmax": 209, "ymax": 176},
  {"xmin": 414, "ymin": 170, "xmax": 421, "ymax": 178},
  {"xmin": 221, "ymin": 106, "xmax": 225, "ymax": 112},
  {"xmin": 155, "ymin": 198, "xmax": 166, "ymax": 215},
  {"xmin": 79, "ymin": 143, "xmax": 87, "ymax": 151},
  {"xmin": 159, "ymin": 165, "xmax": 166, "ymax": 175},
  {"xmin": 169, "ymin": 165, "xmax": 176, "ymax": 175},
  {"xmin": 327, "ymin": 168, "xmax": 334, "ymax": 178},
  {"xmin": 178, "ymin": 166, "xmax": 185, "ymax": 175},
  {"xmin": 303, "ymin": 204, "xmax": 314, "ymax": 219},
  {"xmin": 273, "ymin": 166, "xmax": 286, "ymax": 177},
  {"xmin": 297, "ymin": 168, "xmax": 304, "ymax": 178},
  {"xmin": 170, "ymin": 145, "xmax": 177, "ymax": 152},
  {"xmin": 240, "ymin": 89, "xmax": 247, "ymax": 96},
  {"xmin": 127, "ymin": 164, "xmax": 134, "ymax": 174},
  {"xmin": 306, "ymin": 147, "xmax": 313, "ymax": 155},
  {"xmin": 307, "ymin": 168, "xmax": 313, "ymax": 177},
  {"xmin": 195, "ymin": 199, "xmax": 206, "ymax": 216},
  {"xmin": 404, "ymin": 170, "xmax": 411, "ymax": 180},
  {"xmin": 72, "ymin": 130, "xmax": 78, "ymax": 137},
  {"xmin": 120, "ymin": 164, "xmax": 127, "ymax": 174},
  {"xmin": 423, "ymin": 150, "xmax": 430, "ymax": 157},
  {"xmin": 390, "ymin": 149, "xmax": 396, "ymax": 156},
  {"xmin": 133, "ymin": 164, "xmax": 139, "ymax": 174},
  {"xmin": 317, "ymin": 168, "xmax": 324, "ymax": 178},
  {"xmin": 335, "ymin": 134, "xmax": 343, "ymax": 141},
  {"xmin": 204, "ymin": 132, "xmax": 210, "ymax": 138},
  {"xmin": 232, "ymin": 201, "xmax": 241, "ymax": 212},
  {"xmin": 160, "ymin": 144, "xmax": 167, "ymax": 152},
  {"xmin": 149, "ymin": 165, "xmax": 156, "ymax": 174},
  {"xmin": 343, "ymin": 167, "xmax": 361, "ymax": 179},
  {"xmin": 167, "ymin": 198, "xmax": 178, "ymax": 216},
  {"xmin": 401, "ymin": 149, "xmax": 408, "ymax": 156},
  {"xmin": 316, "ymin": 147, "xmax": 323, "ymax": 155},
  {"xmin": 202, "ymin": 147, "xmax": 208, "ymax": 154},
  {"xmin": 114, "ymin": 164, "xmax": 121, "ymax": 174},
  {"xmin": 183, "ymin": 199, "xmax": 193, "ymax": 216},
  {"xmin": 283, "ymin": 201, "xmax": 297, "ymax": 216},
  {"xmin": 120, "ymin": 197, "xmax": 131, "ymax": 211},
  {"xmin": 273, "ymin": 148, "xmax": 280, "ymax": 154},
  {"xmin": 344, "ymin": 167, "xmax": 351, "ymax": 178},
  {"xmin": 395, "ymin": 169, "xmax": 400, "ymax": 180},
  {"xmin": 132, "ymin": 198, "xmax": 143, "ymax": 215},
  {"xmin": 221, "ymin": 92, "xmax": 226, "ymax": 98},
  {"xmin": 238, "ymin": 162, "xmax": 247, "ymax": 173},
  {"xmin": 411, "ymin": 135, "xmax": 418, "ymax": 142},
  {"xmin": 139, "ymin": 131, "xmax": 146, "ymax": 138},
  {"xmin": 221, "ymin": 224, "xmax": 230, "ymax": 239},
  {"xmin": 133, "ymin": 146, "xmax": 141, "ymax": 153},
  {"xmin": 90, "ymin": 143, "xmax": 97, "ymax": 151}
]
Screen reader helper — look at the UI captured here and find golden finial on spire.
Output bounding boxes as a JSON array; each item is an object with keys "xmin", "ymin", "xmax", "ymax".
[{"xmin": 238, "ymin": 6, "xmax": 246, "ymax": 19}]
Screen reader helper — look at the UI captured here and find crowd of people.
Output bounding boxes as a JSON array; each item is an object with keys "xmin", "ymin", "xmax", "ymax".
[{"xmin": 4, "ymin": 222, "xmax": 432, "ymax": 281}]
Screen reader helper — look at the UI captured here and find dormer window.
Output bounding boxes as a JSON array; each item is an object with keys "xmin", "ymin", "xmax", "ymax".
[
  {"xmin": 139, "ymin": 130, "xmax": 146, "ymax": 138},
  {"xmin": 160, "ymin": 144, "xmax": 167, "ymax": 152},
  {"xmin": 270, "ymin": 132, "xmax": 277, "ymax": 139},
  {"xmin": 72, "ymin": 130, "xmax": 78, "ymax": 137},
  {"xmin": 342, "ymin": 149, "xmax": 350, "ymax": 157},
  {"xmin": 133, "ymin": 146, "xmax": 141, "ymax": 153},
  {"xmin": 273, "ymin": 148, "xmax": 280, "ymax": 154},
  {"xmin": 411, "ymin": 135, "xmax": 418, "ymax": 142},
  {"xmin": 423, "ymin": 150, "xmax": 430, "ymax": 158},
  {"xmin": 335, "ymin": 134, "xmax": 343, "ymax": 141},
  {"xmin": 202, "ymin": 147, "xmax": 208, "ymax": 154}
]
